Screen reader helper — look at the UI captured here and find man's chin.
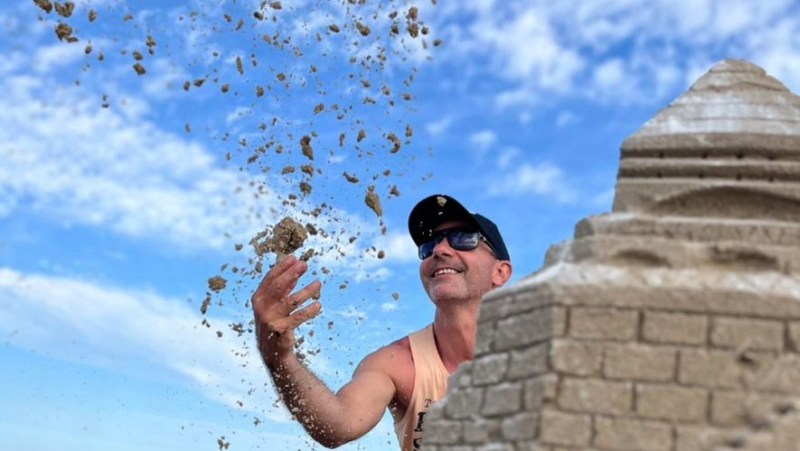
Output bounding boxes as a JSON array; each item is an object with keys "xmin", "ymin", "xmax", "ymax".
[{"xmin": 429, "ymin": 288, "xmax": 469, "ymax": 304}]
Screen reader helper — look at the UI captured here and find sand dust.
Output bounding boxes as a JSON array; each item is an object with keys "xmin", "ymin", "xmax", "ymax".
[{"xmin": 29, "ymin": 0, "xmax": 443, "ymax": 446}]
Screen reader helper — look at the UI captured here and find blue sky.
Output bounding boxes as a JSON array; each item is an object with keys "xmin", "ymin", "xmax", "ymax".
[{"xmin": 2, "ymin": 0, "xmax": 800, "ymax": 450}]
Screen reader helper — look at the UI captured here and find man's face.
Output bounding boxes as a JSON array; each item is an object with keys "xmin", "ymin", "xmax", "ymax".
[{"xmin": 418, "ymin": 220, "xmax": 501, "ymax": 304}]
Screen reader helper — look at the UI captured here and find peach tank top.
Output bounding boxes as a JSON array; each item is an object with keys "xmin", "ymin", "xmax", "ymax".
[{"xmin": 393, "ymin": 324, "xmax": 449, "ymax": 451}]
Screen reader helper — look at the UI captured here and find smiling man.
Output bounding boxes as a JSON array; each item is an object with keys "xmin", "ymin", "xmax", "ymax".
[{"xmin": 252, "ymin": 194, "xmax": 512, "ymax": 450}]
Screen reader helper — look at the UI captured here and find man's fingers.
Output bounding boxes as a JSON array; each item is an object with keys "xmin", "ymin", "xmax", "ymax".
[
  {"xmin": 252, "ymin": 255, "xmax": 308, "ymax": 307},
  {"xmin": 256, "ymin": 254, "xmax": 297, "ymax": 291},
  {"xmin": 280, "ymin": 280, "xmax": 322, "ymax": 311},
  {"xmin": 286, "ymin": 301, "xmax": 322, "ymax": 329},
  {"xmin": 267, "ymin": 301, "xmax": 321, "ymax": 334}
]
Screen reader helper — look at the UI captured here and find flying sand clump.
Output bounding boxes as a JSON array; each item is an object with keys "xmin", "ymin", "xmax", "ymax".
[{"xmin": 251, "ymin": 216, "xmax": 309, "ymax": 262}]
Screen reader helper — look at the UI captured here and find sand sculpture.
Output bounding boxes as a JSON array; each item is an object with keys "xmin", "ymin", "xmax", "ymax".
[{"xmin": 422, "ymin": 59, "xmax": 800, "ymax": 451}]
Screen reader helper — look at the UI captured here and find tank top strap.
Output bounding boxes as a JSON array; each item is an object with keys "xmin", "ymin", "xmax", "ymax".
[{"xmin": 408, "ymin": 324, "xmax": 449, "ymax": 379}]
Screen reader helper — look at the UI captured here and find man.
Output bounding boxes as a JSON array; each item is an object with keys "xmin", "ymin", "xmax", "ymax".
[{"xmin": 252, "ymin": 194, "xmax": 512, "ymax": 450}]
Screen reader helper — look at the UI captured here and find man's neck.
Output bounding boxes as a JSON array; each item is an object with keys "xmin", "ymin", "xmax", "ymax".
[{"xmin": 431, "ymin": 299, "xmax": 481, "ymax": 373}]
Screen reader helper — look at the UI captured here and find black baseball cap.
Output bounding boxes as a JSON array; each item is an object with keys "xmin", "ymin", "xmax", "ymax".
[{"xmin": 408, "ymin": 194, "xmax": 510, "ymax": 261}]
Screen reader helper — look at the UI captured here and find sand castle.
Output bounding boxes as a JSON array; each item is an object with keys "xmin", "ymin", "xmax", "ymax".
[{"xmin": 422, "ymin": 59, "xmax": 800, "ymax": 451}]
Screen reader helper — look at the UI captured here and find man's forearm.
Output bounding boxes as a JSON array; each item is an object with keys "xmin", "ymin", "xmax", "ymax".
[{"xmin": 263, "ymin": 350, "xmax": 353, "ymax": 448}]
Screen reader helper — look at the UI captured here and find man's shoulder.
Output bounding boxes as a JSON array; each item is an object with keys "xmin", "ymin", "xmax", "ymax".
[
  {"xmin": 355, "ymin": 334, "xmax": 414, "ymax": 378},
  {"xmin": 367, "ymin": 335, "xmax": 411, "ymax": 363}
]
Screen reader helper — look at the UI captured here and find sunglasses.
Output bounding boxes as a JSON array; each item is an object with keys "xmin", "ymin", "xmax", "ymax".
[{"xmin": 418, "ymin": 227, "xmax": 497, "ymax": 260}]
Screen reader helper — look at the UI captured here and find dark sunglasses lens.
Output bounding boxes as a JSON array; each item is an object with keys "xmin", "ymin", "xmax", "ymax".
[
  {"xmin": 419, "ymin": 241, "xmax": 435, "ymax": 259},
  {"xmin": 448, "ymin": 230, "xmax": 480, "ymax": 250},
  {"xmin": 418, "ymin": 229, "xmax": 481, "ymax": 259}
]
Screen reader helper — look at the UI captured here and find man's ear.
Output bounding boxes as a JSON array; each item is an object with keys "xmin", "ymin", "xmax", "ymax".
[{"xmin": 492, "ymin": 261, "xmax": 512, "ymax": 287}]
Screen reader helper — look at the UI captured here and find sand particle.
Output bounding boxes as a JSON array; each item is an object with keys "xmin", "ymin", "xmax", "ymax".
[
  {"xmin": 200, "ymin": 294, "xmax": 211, "ymax": 314},
  {"xmin": 54, "ymin": 22, "xmax": 76, "ymax": 42},
  {"xmin": 343, "ymin": 172, "xmax": 359, "ymax": 183},
  {"xmin": 208, "ymin": 275, "xmax": 227, "ymax": 292},
  {"xmin": 355, "ymin": 22, "xmax": 371, "ymax": 37},
  {"xmin": 54, "ymin": 1, "xmax": 75, "ymax": 18},
  {"xmin": 34, "ymin": 0, "xmax": 53, "ymax": 13},
  {"xmin": 300, "ymin": 135, "xmax": 314, "ymax": 160},
  {"xmin": 236, "ymin": 56, "xmax": 244, "ymax": 74},
  {"xmin": 364, "ymin": 185, "xmax": 382, "ymax": 217},
  {"xmin": 386, "ymin": 132, "xmax": 401, "ymax": 153}
]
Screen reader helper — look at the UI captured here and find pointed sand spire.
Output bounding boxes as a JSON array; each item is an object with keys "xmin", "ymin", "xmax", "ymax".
[{"xmin": 613, "ymin": 59, "xmax": 800, "ymax": 219}]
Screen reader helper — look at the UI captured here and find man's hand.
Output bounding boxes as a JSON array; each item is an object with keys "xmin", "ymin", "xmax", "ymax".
[{"xmin": 252, "ymin": 254, "xmax": 322, "ymax": 366}]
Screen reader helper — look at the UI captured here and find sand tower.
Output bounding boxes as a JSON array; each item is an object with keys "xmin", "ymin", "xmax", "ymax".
[{"xmin": 421, "ymin": 59, "xmax": 800, "ymax": 451}]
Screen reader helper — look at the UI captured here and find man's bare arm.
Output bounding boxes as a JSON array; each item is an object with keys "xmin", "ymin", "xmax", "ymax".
[{"xmin": 253, "ymin": 255, "xmax": 396, "ymax": 448}]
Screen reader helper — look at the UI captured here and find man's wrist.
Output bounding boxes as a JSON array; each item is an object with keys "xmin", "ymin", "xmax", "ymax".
[{"xmin": 261, "ymin": 343, "xmax": 293, "ymax": 371}]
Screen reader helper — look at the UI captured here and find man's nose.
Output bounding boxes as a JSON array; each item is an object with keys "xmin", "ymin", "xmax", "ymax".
[{"xmin": 431, "ymin": 235, "xmax": 453, "ymax": 257}]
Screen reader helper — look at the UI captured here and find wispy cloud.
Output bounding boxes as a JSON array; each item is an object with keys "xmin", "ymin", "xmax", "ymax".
[
  {"xmin": 0, "ymin": 267, "xmax": 289, "ymax": 421},
  {"xmin": 426, "ymin": 116, "xmax": 454, "ymax": 136},
  {"xmin": 427, "ymin": 0, "xmax": 800, "ymax": 107},
  {"xmin": 374, "ymin": 231, "xmax": 418, "ymax": 264},
  {"xmin": 555, "ymin": 111, "xmax": 579, "ymax": 128},
  {"xmin": 0, "ymin": 71, "xmax": 272, "ymax": 250},
  {"xmin": 468, "ymin": 129, "xmax": 498, "ymax": 160},
  {"xmin": 488, "ymin": 162, "xmax": 577, "ymax": 204}
]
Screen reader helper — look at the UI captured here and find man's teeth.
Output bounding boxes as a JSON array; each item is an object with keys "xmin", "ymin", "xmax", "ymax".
[{"xmin": 434, "ymin": 268, "xmax": 458, "ymax": 276}]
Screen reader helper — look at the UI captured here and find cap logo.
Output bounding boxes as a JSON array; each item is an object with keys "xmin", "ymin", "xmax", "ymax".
[{"xmin": 436, "ymin": 196, "xmax": 447, "ymax": 207}]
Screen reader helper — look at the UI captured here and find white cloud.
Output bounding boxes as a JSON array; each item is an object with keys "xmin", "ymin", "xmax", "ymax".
[
  {"xmin": 468, "ymin": 129, "xmax": 497, "ymax": 160},
  {"xmin": 592, "ymin": 58, "xmax": 626, "ymax": 92},
  {"xmin": 747, "ymin": 17, "xmax": 800, "ymax": 93},
  {"xmin": 488, "ymin": 162, "xmax": 576, "ymax": 203},
  {"xmin": 374, "ymin": 232, "xmax": 418, "ymax": 263},
  {"xmin": 352, "ymin": 266, "xmax": 391, "ymax": 283},
  {"xmin": 140, "ymin": 57, "xmax": 193, "ymax": 100},
  {"xmin": 328, "ymin": 153, "xmax": 347, "ymax": 164},
  {"xmin": 0, "ymin": 72, "xmax": 273, "ymax": 251},
  {"xmin": 470, "ymin": 7, "xmax": 585, "ymax": 93},
  {"xmin": 555, "ymin": 111, "xmax": 579, "ymax": 128},
  {"xmin": 591, "ymin": 187, "xmax": 616, "ymax": 210},
  {"xmin": 226, "ymin": 106, "xmax": 253, "ymax": 125},
  {"xmin": 497, "ymin": 147, "xmax": 520, "ymax": 169},
  {"xmin": 425, "ymin": 116, "xmax": 454, "ymax": 136},
  {"xmin": 381, "ymin": 302, "xmax": 398, "ymax": 312},
  {"xmin": 335, "ymin": 305, "xmax": 367, "ymax": 321},
  {"xmin": 0, "ymin": 267, "xmax": 290, "ymax": 421},
  {"xmin": 33, "ymin": 42, "xmax": 86, "ymax": 74},
  {"xmin": 426, "ymin": 0, "xmax": 800, "ymax": 108}
]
